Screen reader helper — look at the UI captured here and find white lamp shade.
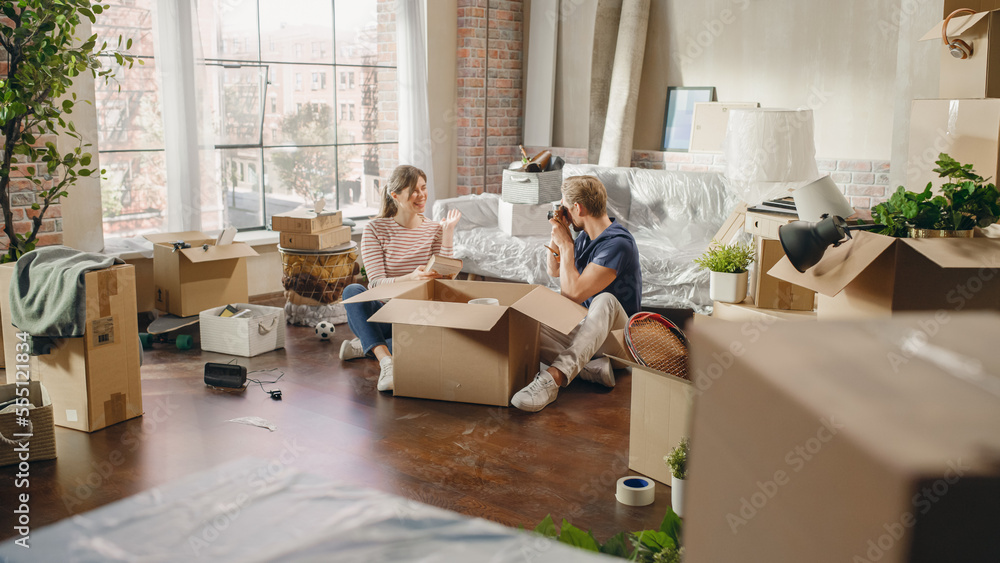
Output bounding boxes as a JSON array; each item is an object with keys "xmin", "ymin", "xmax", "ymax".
[
  {"xmin": 792, "ymin": 175, "xmax": 855, "ymax": 222},
  {"xmin": 723, "ymin": 108, "xmax": 820, "ymax": 204}
]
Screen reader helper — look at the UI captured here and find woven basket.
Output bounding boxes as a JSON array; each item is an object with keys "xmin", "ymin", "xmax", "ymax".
[{"xmin": 0, "ymin": 381, "xmax": 57, "ymax": 467}]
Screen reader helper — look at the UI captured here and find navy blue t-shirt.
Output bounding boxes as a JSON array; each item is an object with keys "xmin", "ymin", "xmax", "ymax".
[{"xmin": 573, "ymin": 219, "xmax": 642, "ymax": 317}]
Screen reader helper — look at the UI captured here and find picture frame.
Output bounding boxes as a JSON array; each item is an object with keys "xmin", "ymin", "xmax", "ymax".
[{"xmin": 661, "ymin": 86, "xmax": 717, "ymax": 152}]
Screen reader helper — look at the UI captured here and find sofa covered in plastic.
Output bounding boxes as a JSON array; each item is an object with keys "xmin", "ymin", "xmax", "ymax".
[{"xmin": 432, "ymin": 164, "xmax": 740, "ymax": 314}]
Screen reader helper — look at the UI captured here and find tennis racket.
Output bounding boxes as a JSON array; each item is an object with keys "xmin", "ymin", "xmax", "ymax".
[{"xmin": 624, "ymin": 312, "xmax": 689, "ymax": 380}]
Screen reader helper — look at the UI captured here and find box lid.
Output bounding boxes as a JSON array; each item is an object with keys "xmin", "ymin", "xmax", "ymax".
[
  {"xmin": 143, "ymin": 231, "xmax": 212, "ymax": 245},
  {"xmin": 369, "ymin": 299, "xmax": 509, "ymax": 331},
  {"xmin": 607, "ymin": 355, "xmax": 691, "ymax": 386},
  {"xmin": 341, "ymin": 280, "xmax": 433, "ymax": 304},
  {"xmin": 900, "ymin": 237, "xmax": 1000, "ymax": 267},
  {"xmin": 179, "ymin": 243, "xmax": 259, "ymax": 263},
  {"xmin": 920, "ymin": 11, "xmax": 990, "ymax": 41},
  {"xmin": 509, "ymin": 286, "xmax": 587, "ymax": 335},
  {"xmin": 273, "ymin": 207, "xmax": 341, "ymax": 220},
  {"xmin": 768, "ymin": 231, "xmax": 897, "ymax": 297}
]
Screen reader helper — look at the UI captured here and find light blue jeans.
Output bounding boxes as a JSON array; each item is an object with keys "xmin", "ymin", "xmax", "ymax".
[{"xmin": 342, "ymin": 283, "xmax": 393, "ymax": 356}]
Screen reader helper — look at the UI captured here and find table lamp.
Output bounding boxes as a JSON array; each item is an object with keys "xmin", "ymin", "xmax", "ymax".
[
  {"xmin": 793, "ymin": 175, "xmax": 855, "ymax": 222},
  {"xmin": 778, "ymin": 215, "xmax": 882, "ymax": 272},
  {"xmin": 723, "ymin": 108, "xmax": 820, "ymax": 205}
]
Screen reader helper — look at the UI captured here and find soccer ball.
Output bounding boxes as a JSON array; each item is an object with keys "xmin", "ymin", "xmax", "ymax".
[{"xmin": 314, "ymin": 321, "xmax": 334, "ymax": 340}]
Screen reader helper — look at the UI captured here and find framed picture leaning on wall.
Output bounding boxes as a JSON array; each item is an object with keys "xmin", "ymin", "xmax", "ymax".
[{"xmin": 661, "ymin": 86, "xmax": 717, "ymax": 152}]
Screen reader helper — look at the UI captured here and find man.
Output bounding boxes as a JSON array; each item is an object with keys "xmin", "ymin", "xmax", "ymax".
[{"xmin": 511, "ymin": 175, "xmax": 642, "ymax": 412}]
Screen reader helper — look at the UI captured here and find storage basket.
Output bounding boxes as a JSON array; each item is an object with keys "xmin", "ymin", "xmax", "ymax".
[
  {"xmin": 501, "ymin": 169, "xmax": 563, "ymax": 204},
  {"xmin": 279, "ymin": 241, "xmax": 359, "ymax": 305},
  {"xmin": 200, "ymin": 304, "xmax": 286, "ymax": 357},
  {"xmin": 0, "ymin": 381, "xmax": 56, "ymax": 466}
]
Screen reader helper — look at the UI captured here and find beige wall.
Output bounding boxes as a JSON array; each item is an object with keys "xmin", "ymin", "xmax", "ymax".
[
  {"xmin": 427, "ymin": 0, "xmax": 459, "ymax": 201},
  {"xmin": 552, "ymin": 0, "xmax": 943, "ymax": 161}
]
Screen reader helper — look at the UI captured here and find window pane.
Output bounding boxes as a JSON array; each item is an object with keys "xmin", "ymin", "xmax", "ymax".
[
  {"xmin": 210, "ymin": 65, "xmax": 268, "ymax": 146},
  {"xmin": 259, "ymin": 0, "xmax": 333, "ymax": 64},
  {"xmin": 219, "ymin": 149, "xmax": 264, "ymax": 228},
  {"xmin": 264, "ymin": 146, "xmax": 337, "ymax": 216},
  {"xmin": 101, "ymin": 151, "xmax": 168, "ymax": 238},
  {"xmin": 263, "ymin": 65, "xmax": 336, "ymax": 147},
  {"xmin": 335, "ymin": 0, "xmax": 379, "ymax": 66},
  {"xmin": 338, "ymin": 144, "xmax": 382, "ymax": 218},
  {"xmin": 93, "ymin": 0, "xmax": 155, "ymax": 58},
  {"xmin": 96, "ymin": 58, "xmax": 164, "ymax": 151},
  {"xmin": 197, "ymin": 0, "xmax": 259, "ymax": 61}
]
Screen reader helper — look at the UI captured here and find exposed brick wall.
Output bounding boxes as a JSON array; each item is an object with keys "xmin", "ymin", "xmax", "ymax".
[
  {"xmin": 377, "ymin": 0, "xmax": 399, "ymax": 182},
  {"xmin": 455, "ymin": 0, "xmax": 524, "ymax": 196}
]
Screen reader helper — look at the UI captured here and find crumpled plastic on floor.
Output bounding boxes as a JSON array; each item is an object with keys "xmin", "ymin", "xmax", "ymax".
[{"xmin": 228, "ymin": 416, "xmax": 277, "ymax": 432}]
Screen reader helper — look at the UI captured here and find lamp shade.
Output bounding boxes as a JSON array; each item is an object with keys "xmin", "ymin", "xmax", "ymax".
[
  {"xmin": 792, "ymin": 175, "xmax": 855, "ymax": 222},
  {"xmin": 723, "ymin": 108, "xmax": 820, "ymax": 204},
  {"xmin": 778, "ymin": 215, "xmax": 849, "ymax": 273}
]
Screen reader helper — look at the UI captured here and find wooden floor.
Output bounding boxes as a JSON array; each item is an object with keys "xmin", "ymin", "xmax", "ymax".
[{"xmin": 0, "ymin": 307, "xmax": 673, "ymax": 546}]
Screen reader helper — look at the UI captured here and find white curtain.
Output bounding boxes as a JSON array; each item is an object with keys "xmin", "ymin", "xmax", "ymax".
[
  {"xmin": 396, "ymin": 0, "xmax": 436, "ymax": 207},
  {"xmin": 152, "ymin": 0, "xmax": 223, "ymax": 232}
]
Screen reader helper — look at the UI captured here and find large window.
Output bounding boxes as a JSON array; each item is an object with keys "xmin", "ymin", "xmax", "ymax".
[{"xmin": 95, "ymin": 0, "xmax": 397, "ymax": 236}]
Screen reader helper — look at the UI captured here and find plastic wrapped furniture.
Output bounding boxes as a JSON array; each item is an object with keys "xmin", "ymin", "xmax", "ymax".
[{"xmin": 433, "ymin": 164, "xmax": 740, "ymax": 314}]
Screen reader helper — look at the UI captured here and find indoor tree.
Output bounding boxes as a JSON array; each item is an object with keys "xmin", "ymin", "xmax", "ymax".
[{"xmin": 0, "ymin": 0, "xmax": 137, "ymax": 262}]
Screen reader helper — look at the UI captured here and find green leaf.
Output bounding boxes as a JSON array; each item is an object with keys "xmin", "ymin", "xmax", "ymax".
[
  {"xmin": 556, "ymin": 520, "xmax": 600, "ymax": 552},
  {"xmin": 632, "ymin": 530, "xmax": 676, "ymax": 553},
  {"xmin": 659, "ymin": 506, "xmax": 683, "ymax": 546},
  {"xmin": 533, "ymin": 515, "xmax": 557, "ymax": 538},
  {"xmin": 599, "ymin": 532, "xmax": 632, "ymax": 557},
  {"xmin": 30, "ymin": 203, "xmax": 39, "ymax": 210}
]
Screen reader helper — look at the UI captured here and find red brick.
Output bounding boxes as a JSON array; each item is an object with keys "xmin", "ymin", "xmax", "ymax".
[{"xmin": 838, "ymin": 160, "xmax": 872, "ymax": 172}]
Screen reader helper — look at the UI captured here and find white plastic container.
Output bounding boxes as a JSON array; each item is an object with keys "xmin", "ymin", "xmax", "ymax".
[{"xmin": 200, "ymin": 303, "xmax": 286, "ymax": 357}]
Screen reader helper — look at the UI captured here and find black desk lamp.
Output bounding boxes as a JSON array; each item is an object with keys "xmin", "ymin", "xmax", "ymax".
[{"xmin": 778, "ymin": 215, "xmax": 883, "ymax": 273}]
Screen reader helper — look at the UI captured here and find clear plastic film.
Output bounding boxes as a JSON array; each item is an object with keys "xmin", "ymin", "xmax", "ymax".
[
  {"xmin": 0, "ymin": 458, "xmax": 610, "ymax": 562},
  {"xmin": 723, "ymin": 108, "xmax": 820, "ymax": 204},
  {"xmin": 432, "ymin": 165, "xmax": 741, "ymax": 313}
]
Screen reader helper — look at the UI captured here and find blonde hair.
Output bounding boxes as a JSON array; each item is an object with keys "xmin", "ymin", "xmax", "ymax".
[
  {"xmin": 378, "ymin": 165, "xmax": 427, "ymax": 218},
  {"xmin": 561, "ymin": 175, "xmax": 607, "ymax": 217}
]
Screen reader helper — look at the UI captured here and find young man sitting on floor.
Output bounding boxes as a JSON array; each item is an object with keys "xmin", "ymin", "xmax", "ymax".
[{"xmin": 511, "ymin": 175, "xmax": 642, "ymax": 413}]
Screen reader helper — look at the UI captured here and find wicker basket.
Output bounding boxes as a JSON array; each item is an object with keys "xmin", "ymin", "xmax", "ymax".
[
  {"xmin": 279, "ymin": 241, "xmax": 359, "ymax": 305},
  {"xmin": 0, "ymin": 381, "xmax": 56, "ymax": 467}
]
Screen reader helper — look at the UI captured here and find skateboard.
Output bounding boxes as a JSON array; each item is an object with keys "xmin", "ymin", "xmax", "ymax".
[{"xmin": 140, "ymin": 314, "xmax": 199, "ymax": 350}]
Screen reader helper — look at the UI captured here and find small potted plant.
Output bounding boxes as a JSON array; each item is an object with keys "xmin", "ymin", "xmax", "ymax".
[
  {"xmin": 871, "ymin": 153, "xmax": 1000, "ymax": 238},
  {"xmin": 694, "ymin": 240, "xmax": 755, "ymax": 303},
  {"xmin": 664, "ymin": 437, "xmax": 689, "ymax": 518}
]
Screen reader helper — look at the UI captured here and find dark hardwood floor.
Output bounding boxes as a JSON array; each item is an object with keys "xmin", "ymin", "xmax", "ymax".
[{"xmin": 0, "ymin": 306, "xmax": 673, "ymax": 546}]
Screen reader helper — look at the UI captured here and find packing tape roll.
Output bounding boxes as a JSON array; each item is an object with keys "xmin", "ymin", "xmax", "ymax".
[{"xmin": 616, "ymin": 476, "xmax": 655, "ymax": 506}]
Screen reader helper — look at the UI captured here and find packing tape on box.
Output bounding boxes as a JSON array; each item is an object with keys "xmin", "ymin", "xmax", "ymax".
[{"xmin": 615, "ymin": 476, "xmax": 655, "ymax": 506}]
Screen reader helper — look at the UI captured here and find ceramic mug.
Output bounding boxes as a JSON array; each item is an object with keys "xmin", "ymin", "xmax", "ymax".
[{"xmin": 468, "ymin": 298, "xmax": 500, "ymax": 306}]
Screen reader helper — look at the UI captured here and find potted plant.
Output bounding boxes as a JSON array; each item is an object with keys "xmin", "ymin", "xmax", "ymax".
[
  {"xmin": 694, "ymin": 240, "xmax": 755, "ymax": 303},
  {"xmin": 0, "ymin": 1, "xmax": 137, "ymax": 262},
  {"xmin": 664, "ymin": 437, "xmax": 689, "ymax": 518},
  {"xmin": 871, "ymin": 153, "xmax": 1000, "ymax": 238}
]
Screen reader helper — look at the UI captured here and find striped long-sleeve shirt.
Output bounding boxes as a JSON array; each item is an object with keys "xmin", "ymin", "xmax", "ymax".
[{"xmin": 361, "ymin": 215, "xmax": 453, "ymax": 287}]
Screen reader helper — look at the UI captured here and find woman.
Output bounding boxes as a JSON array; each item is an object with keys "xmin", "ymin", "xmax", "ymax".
[{"xmin": 340, "ymin": 165, "xmax": 461, "ymax": 392}]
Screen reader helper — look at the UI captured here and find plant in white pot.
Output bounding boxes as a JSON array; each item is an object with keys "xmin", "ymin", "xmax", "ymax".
[
  {"xmin": 694, "ymin": 240, "xmax": 755, "ymax": 303},
  {"xmin": 664, "ymin": 437, "xmax": 689, "ymax": 518}
]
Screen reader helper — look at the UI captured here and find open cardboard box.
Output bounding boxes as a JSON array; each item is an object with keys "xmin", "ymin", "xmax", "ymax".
[
  {"xmin": 344, "ymin": 279, "xmax": 587, "ymax": 406},
  {"xmin": 683, "ymin": 314, "xmax": 1000, "ymax": 562},
  {"xmin": 143, "ymin": 231, "xmax": 259, "ymax": 317},
  {"xmin": 768, "ymin": 231, "xmax": 1000, "ymax": 318}
]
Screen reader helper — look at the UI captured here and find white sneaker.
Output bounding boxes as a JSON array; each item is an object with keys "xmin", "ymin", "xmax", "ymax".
[
  {"xmin": 579, "ymin": 357, "xmax": 615, "ymax": 387},
  {"xmin": 511, "ymin": 372, "xmax": 559, "ymax": 412},
  {"xmin": 340, "ymin": 338, "xmax": 365, "ymax": 361},
  {"xmin": 377, "ymin": 357, "xmax": 394, "ymax": 392}
]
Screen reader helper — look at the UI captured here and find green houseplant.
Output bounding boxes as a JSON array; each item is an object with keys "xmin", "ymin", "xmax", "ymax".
[
  {"xmin": 664, "ymin": 437, "xmax": 689, "ymax": 517},
  {"xmin": 0, "ymin": 1, "xmax": 138, "ymax": 262},
  {"xmin": 694, "ymin": 240, "xmax": 755, "ymax": 303},
  {"xmin": 532, "ymin": 505, "xmax": 683, "ymax": 562},
  {"xmin": 871, "ymin": 153, "xmax": 1000, "ymax": 238}
]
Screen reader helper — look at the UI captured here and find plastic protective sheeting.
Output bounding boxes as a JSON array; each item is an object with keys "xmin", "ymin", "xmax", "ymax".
[
  {"xmin": 0, "ymin": 458, "xmax": 611, "ymax": 562},
  {"xmin": 433, "ymin": 165, "xmax": 740, "ymax": 313}
]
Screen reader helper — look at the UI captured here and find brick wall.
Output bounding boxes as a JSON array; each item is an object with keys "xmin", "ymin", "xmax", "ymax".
[
  {"xmin": 455, "ymin": 0, "xmax": 524, "ymax": 196},
  {"xmin": 377, "ymin": 0, "xmax": 399, "ymax": 184}
]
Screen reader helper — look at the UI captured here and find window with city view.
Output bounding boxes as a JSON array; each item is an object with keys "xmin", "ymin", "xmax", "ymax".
[{"xmin": 94, "ymin": 0, "xmax": 398, "ymax": 237}]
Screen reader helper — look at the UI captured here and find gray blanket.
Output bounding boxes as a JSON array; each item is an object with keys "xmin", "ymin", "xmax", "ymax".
[{"xmin": 9, "ymin": 246, "xmax": 123, "ymax": 353}]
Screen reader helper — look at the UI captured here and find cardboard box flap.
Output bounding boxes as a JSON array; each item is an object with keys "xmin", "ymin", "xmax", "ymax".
[
  {"xmin": 607, "ymin": 355, "xmax": 690, "ymax": 386},
  {"xmin": 275, "ymin": 207, "xmax": 340, "ymax": 220},
  {"xmin": 509, "ymin": 286, "xmax": 588, "ymax": 335},
  {"xmin": 341, "ymin": 280, "xmax": 432, "ymax": 304},
  {"xmin": 901, "ymin": 237, "xmax": 1000, "ymax": 268},
  {"xmin": 369, "ymin": 299, "xmax": 507, "ymax": 331},
  {"xmin": 143, "ymin": 231, "xmax": 211, "ymax": 245},
  {"xmin": 920, "ymin": 11, "xmax": 990, "ymax": 41},
  {"xmin": 767, "ymin": 231, "xmax": 897, "ymax": 297},
  {"xmin": 179, "ymin": 243, "xmax": 259, "ymax": 263}
]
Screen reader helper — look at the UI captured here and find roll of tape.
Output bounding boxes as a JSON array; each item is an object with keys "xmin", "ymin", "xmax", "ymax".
[{"xmin": 616, "ymin": 476, "xmax": 655, "ymax": 506}]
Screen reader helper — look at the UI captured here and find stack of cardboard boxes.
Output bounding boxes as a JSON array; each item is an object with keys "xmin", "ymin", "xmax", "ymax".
[{"xmin": 273, "ymin": 208, "xmax": 350, "ymax": 251}]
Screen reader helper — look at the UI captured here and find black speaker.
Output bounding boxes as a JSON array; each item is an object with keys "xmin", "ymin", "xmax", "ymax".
[{"xmin": 205, "ymin": 363, "xmax": 247, "ymax": 389}]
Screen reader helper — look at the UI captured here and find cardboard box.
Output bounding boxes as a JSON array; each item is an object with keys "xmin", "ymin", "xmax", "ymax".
[
  {"xmin": 37, "ymin": 265, "xmax": 143, "ymax": 432},
  {"xmin": 123, "ymin": 256, "xmax": 155, "ymax": 312},
  {"xmin": 271, "ymin": 208, "xmax": 342, "ymax": 234},
  {"xmin": 0, "ymin": 381, "xmax": 56, "ymax": 466},
  {"xmin": 684, "ymin": 314, "xmax": 1000, "ymax": 563},
  {"xmin": 200, "ymin": 303, "xmax": 285, "ymax": 357},
  {"xmin": 945, "ymin": 0, "xmax": 1000, "ymax": 14},
  {"xmin": 711, "ymin": 203, "xmax": 749, "ymax": 247},
  {"xmin": 343, "ymin": 279, "xmax": 586, "ymax": 406},
  {"xmin": 744, "ymin": 209, "xmax": 797, "ymax": 239},
  {"xmin": 609, "ymin": 355, "xmax": 693, "ymax": 486},
  {"xmin": 498, "ymin": 199, "xmax": 552, "ymax": 236},
  {"xmin": 751, "ymin": 237, "xmax": 816, "ymax": 311},
  {"xmin": 908, "ymin": 99, "xmax": 1000, "ymax": 189},
  {"xmin": 768, "ymin": 231, "xmax": 1000, "ymax": 318},
  {"xmin": 711, "ymin": 297, "xmax": 817, "ymax": 322},
  {"xmin": 143, "ymin": 231, "xmax": 259, "ymax": 318},
  {"xmin": 279, "ymin": 225, "xmax": 351, "ymax": 251},
  {"xmin": 921, "ymin": 9, "xmax": 1000, "ymax": 99}
]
